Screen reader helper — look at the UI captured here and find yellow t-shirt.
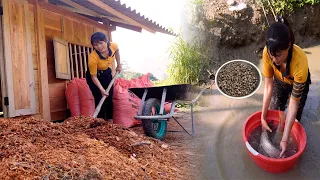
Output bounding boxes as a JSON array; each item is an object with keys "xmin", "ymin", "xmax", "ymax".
[
  {"xmin": 88, "ymin": 42, "xmax": 119, "ymax": 75},
  {"xmin": 262, "ymin": 44, "xmax": 309, "ymax": 99}
]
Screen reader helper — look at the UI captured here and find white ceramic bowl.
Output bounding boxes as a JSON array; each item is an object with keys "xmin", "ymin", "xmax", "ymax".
[{"xmin": 215, "ymin": 59, "xmax": 262, "ymax": 99}]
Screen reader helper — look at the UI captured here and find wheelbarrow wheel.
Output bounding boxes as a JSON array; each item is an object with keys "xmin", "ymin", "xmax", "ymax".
[{"xmin": 142, "ymin": 98, "xmax": 167, "ymax": 140}]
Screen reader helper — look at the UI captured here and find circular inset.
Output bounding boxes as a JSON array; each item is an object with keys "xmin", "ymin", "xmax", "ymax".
[{"xmin": 215, "ymin": 59, "xmax": 262, "ymax": 99}]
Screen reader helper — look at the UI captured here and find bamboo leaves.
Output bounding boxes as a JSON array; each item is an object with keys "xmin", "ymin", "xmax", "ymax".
[
  {"xmin": 167, "ymin": 35, "xmax": 207, "ymax": 85},
  {"xmin": 259, "ymin": 0, "xmax": 320, "ymax": 14}
]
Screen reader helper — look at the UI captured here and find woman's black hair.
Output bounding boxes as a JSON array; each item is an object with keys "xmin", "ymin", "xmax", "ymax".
[
  {"xmin": 90, "ymin": 32, "xmax": 112, "ymax": 56},
  {"xmin": 266, "ymin": 22, "xmax": 291, "ymax": 57},
  {"xmin": 276, "ymin": 15, "xmax": 295, "ymax": 44}
]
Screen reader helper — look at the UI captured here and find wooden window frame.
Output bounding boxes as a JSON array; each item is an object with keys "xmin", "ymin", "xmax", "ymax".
[
  {"xmin": 68, "ymin": 43, "xmax": 93, "ymax": 79},
  {"xmin": 53, "ymin": 37, "xmax": 71, "ymax": 80}
]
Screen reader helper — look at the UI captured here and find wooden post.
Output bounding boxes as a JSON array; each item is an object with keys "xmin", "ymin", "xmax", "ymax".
[
  {"xmin": 69, "ymin": 44, "xmax": 74, "ymax": 79},
  {"xmin": 73, "ymin": 44, "xmax": 79, "ymax": 78},
  {"xmin": 102, "ymin": 18, "xmax": 116, "ymax": 75},
  {"xmin": 78, "ymin": 45, "xmax": 83, "ymax": 78},
  {"xmin": 35, "ymin": 0, "xmax": 51, "ymax": 120},
  {"xmin": 24, "ymin": 0, "xmax": 36, "ymax": 114},
  {"xmin": 83, "ymin": 46, "xmax": 87, "ymax": 72},
  {"xmin": 102, "ymin": 18, "xmax": 112, "ymax": 41},
  {"xmin": 87, "ymin": 47, "xmax": 91, "ymax": 73}
]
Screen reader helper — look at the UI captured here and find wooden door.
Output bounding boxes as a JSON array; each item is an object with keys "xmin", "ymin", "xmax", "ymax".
[{"xmin": 1, "ymin": 0, "xmax": 36, "ymax": 117}]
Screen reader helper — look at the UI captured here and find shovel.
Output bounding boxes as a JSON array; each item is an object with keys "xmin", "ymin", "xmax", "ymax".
[{"xmin": 92, "ymin": 71, "xmax": 120, "ymax": 118}]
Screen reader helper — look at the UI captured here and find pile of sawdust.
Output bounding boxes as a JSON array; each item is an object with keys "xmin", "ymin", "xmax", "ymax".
[{"xmin": 0, "ymin": 116, "xmax": 187, "ymax": 179}]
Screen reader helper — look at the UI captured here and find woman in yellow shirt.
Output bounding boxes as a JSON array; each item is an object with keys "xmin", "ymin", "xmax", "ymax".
[
  {"xmin": 261, "ymin": 18, "xmax": 311, "ymax": 157},
  {"xmin": 86, "ymin": 32, "xmax": 122, "ymax": 121}
]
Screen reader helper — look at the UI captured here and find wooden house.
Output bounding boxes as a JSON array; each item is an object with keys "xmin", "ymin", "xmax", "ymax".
[{"xmin": 0, "ymin": 0, "xmax": 173, "ymax": 121}]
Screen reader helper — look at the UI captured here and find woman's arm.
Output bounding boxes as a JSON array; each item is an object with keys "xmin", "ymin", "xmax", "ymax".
[
  {"xmin": 280, "ymin": 79, "xmax": 304, "ymax": 157},
  {"xmin": 91, "ymin": 75, "xmax": 109, "ymax": 96},
  {"xmin": 115, "ymin": 50, "xmax": 122, "ymax": 72},
  {"xmin": 282, "ymin": 97, "xmax": 299, "ymax": 140},
  {"xmin": 280, "ymin": 96, "xmax": 299, "ymax": 157},
  {"xmin": 261, "ymin": 77, "xmax": 274, "ymax": 132}
]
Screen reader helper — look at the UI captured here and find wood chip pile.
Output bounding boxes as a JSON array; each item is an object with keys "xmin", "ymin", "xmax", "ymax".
[{"xmin": 0, "ymin": 116, "xmax": 187, "ymax": 180}]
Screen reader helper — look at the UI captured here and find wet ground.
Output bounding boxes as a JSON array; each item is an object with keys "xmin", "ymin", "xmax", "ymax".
[{"xmin": 164, "ymin": 45, "xmax": 320, "ymax": 180}]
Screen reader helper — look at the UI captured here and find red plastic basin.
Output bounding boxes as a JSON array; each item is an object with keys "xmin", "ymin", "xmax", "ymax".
[{"xmin": 242, "ymin": 110, "xmax": 307, "ymax": 173}]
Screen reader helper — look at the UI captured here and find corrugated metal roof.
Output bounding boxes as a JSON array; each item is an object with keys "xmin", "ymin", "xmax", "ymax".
[
  {"xmin": 100, "ymin": 0, "xmax": 173, "ymax": 34},
  {"xmin": 49, "ymin": 0, "xmax": 175, "ymax": 35}
]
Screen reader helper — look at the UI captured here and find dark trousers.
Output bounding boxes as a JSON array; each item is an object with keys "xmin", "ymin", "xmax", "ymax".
[
  {"xmin": 86, "ymin": 68, "xmax": 114, "ymax": 120},
  {"xmin": 269, "ymin": 78, "xmax": 309, "ymax": 121}
]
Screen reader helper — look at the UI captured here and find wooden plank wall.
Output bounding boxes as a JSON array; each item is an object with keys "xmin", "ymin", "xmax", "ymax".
[
  {"xmin": 29, "ymin": 4, "xmax": 40, "ymax": 115},
  {"xmin": 29, "ymin": 4, "xmax": 40, "ymax": 114},
  {"xmin": 44, "ymin": 10, "xmax": 67, "ymax": 121},
  {"xmin": 42, "ymin": 8, "xmax": 109, "ymax": 121}
]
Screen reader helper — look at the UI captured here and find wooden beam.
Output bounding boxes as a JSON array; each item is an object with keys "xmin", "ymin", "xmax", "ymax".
[
  {"xmin": 38, "ymin": 0, "xmax": 48, "ymax": 4},
  {"xmin": 79, "ymin": 12, "xmax": 131, "ymax": 28},
  {"xmin": 57, "ymin": 3, "xmax": 132, "ymax": 27},
  {"xmin": 35, "ymin": 0, "xmax": 51, "ymax": 120},
  {"xmin": 110, "ymin": 25, "xmax": 116, "ymax": 32},
  {"xmin": 102, "ymin": 18, "xmax": 117, "ymax": 32},
  {"xmin": 27, "ymin": 0, "xmax": 37, "ymax": 5},
  {"xmin": 110, "ymin": 21, "xmax": 142, "ymax": 33},
  {"xmin": 39, "ymin": 2, "xmax": 109, "ymax": 32},
  {"xmin": 87, "ymin": 0, "xmax": 156, "ymax": 33},
  {"xmin": 78, "ymin": 14, "xmax": 117, "ymax": 31},
  {"xmin": 102, "ymin": 18, "xmax": 110, "ymax": 32},
  {"xmin": 60, "ymin": 0, "xmax": 102, "ymax": 18}
]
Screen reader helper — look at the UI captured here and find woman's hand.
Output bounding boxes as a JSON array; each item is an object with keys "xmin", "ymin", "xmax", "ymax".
[
  {"xmin": 116, "ymin": 64, "xmax": 122, "ymax": 72},
  {"xmin": 280, "ymin": 140, "xmax": 287, "ymax": 158},
  {"xmin": 261, "ymin": 77, "xmax": 273, "ymax": 132},
  {"xmin": 100, "ymin": 89, "xmax": 109, "ymax": 97},
  {"xmin": 115, "ymin": 50, "xmax": 121, "ymax": 72},
  {"xmin": 261, "ymin": 117, "xmax": 272, "ymax": 132}
]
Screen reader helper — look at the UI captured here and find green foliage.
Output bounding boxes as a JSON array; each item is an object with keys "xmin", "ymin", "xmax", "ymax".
[
  {"xmin": 118, "ymin": 71, "xmax": 143, "ymax": 80},
  {"xmin": 119, "ymin": 59, "xmax": 158, "ymax": 81},
  {"xmin": 119, "ymin": 71, "xmax": 159, "ymax": 85},
  {"xmin": 148, "ymin": 74, "xmax": 158, "ymax": 81},
  {"xmin": 166, "ymin": 34, "xmax": 207, "ymax": 85},
  {"xmin": 260, "ymin": 0, "xmax": 320, "ymax": 13},
  {"xmin": 191, "ymin": 0, "xmax": 204, "ymax": 6},
  {"xmin": 151, "ymin": 80, "xmax": 168, "ymax": 86}
]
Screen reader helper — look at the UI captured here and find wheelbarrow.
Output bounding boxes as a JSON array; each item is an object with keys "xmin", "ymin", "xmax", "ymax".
[{"xmin": 129, "ymin": 84, "xmax": 208, "ymax": 140}]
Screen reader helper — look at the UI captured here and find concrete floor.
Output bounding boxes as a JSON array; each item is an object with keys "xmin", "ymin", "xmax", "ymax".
[{"xmin": 171, "ymin": 45, "xmax": 320, "ymax": 180}]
